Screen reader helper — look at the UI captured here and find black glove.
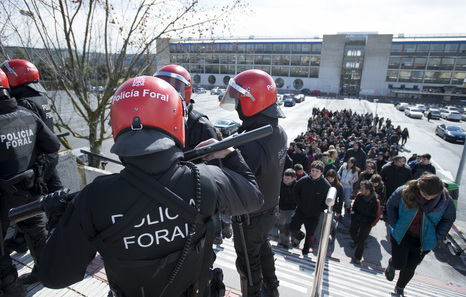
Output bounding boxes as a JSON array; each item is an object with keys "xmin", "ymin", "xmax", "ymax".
[{"xmin": 41, "ymin": 188, "xmax": 71, "ymax": 221}]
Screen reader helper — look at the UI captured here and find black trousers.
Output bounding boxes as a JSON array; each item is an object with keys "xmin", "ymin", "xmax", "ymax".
[
  {"xmin": 389, "ymin": 234, "xmax": 430, "ymax": 288},
  {"xmin": 349, "ymin": 219, "xmax": 372, "ymax": 260},
  {"xmin": 1, "ymin": 189, "xmax": 47, "ymax": 277},
  {"xmin": 232, "ymin": 208, "xmax": 278, "ymax": 296},
  {"xmin": 289, "ymin": 210, "xmax": 320, "ymax": 254}
]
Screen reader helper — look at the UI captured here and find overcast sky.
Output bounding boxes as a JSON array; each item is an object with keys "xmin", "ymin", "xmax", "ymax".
[{"xmin": 221, "ymin": 0, "xmax": 466, "ymax": 38}]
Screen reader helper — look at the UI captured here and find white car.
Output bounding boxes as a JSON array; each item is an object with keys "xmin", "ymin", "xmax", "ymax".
[
  {"xmin": 441, "ymin": 110, "xmax": 462, "ymax": 121},
  {"xmin": 416, "ymin": 104, "xmax": 426, "ymax": 112},
  {"xmin": 405, "ymin": 107, "xmax": 423, "ymax": 119},
  {"xmin": 424, "ymin": 108, "xmax": 441, "ymax": 120},
  {"xmin": 396, "ymin": 102, "xmax": 409, "ymax": 111}
]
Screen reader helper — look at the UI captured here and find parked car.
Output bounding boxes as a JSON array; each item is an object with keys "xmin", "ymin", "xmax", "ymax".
[
  {"xmin": 276, "ymin": 94, "xmax": 283, "ymax": 105},
  {"xmin": 435, "ymin": 124, "xmax": 466, "ymax": 143},
  {"xmin": 424, "ymin": 108, "xmax": 441, "ymax": 120},
  {"xmin": 294, "ymin": 94, "xmax": 305, "ymax": 103},
  {"xmin": 415, "ymin": 104, "xmax": 426, "ymax": 112},
  {"xmin": 195, "ymin": 87, "xmax": 207, "ymax": 94},
  {"xmin": 310, "ymin": 90, "xmax": 321, "ymax": 96},
  {"xmin": 283, "ymin": 95, "xmax": 296, "ymax": 107},
  {"xmin": 218, "ymin": 92, "xmax": 225, "ymax": 101},
  {"xmin": 404, "ymin": 107, "xmax": 423, "ymax": 119},
  {"xmin": 395, "ymin": 102, "xmax": 409, "ymax": 111},
  {"xmin": 440, "ymin": 110, "xmax": 462, "ymax": 121},
  {"xmin": 213, "ymin": 119, "xmax": 241, "ymax": 136},
  {"xmin": 210, "ymin": 87, "xmax": 225, "ymax": 95},
  {"xmin": 444, "ymin": 106, "xmax": 461, "ymax": 113},
  {"xmin": 462, "ymin": 112, "xmax": 466, "ymax": 121},
  {"xmin": 301, "ymin": 88, "xmax": 311, "ymax": 95}
]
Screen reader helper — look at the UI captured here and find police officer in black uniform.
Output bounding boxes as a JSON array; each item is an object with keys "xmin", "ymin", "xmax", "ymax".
[
  {"xmin": 1, "ymin": 59, "xmax": 63, "ymax": 193},
  {"xmin": 37, "ymin": 76, "xmax": 264, "ymax": 297},
  {"xmin": 220, "ymin": 69, "xmax": 288, "ymax": 296},
  {"xmin": 1, "ymin": 60, "xmax": 63, "ymax": 280},
  {"xmin": 154, "ymin": 65, "xmax": 228, "ymax": 244},
  {"xmin": 0, "ymin": 69, "xmax": 60, "ymax": 297}
]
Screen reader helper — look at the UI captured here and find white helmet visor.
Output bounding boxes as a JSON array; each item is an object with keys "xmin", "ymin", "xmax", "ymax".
[{"xmin": 219, "ymin": 78, "xmax": 256, "ymax": 111}]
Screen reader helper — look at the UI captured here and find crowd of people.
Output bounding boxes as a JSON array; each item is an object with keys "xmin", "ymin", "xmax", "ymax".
[{"xmin": 278, "ymin": 107, "xmax": 456, "ymax": 296}]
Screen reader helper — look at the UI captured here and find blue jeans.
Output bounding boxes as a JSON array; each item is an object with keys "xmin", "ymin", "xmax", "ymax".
[{"xmin": 342, "ymin": 186, "xmax": 353, "ymax": 210}]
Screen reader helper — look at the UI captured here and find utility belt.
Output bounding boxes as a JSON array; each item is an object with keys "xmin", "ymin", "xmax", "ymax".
[
  {"xmin": 233, "ymin": 205, "xmax": 279, "ymax": 225},
  {"xmin": 0, "ymin": 169, "xmax": 35, "ymax": 195}
]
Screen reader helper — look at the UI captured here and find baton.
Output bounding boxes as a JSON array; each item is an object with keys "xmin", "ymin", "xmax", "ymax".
[
  {"xmin": 55, "ymin": 132, "xmax": 70, "ymax": 138},
  {"xmin": 8, "ymin": 192, "xmax": 79, "ymax": 223},
  {"xmin": 183, "ymin": 124, "xmax": 273, "ymax": 161}
]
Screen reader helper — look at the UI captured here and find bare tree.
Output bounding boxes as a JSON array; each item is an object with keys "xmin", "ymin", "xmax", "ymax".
[{"xmin": 1, "ymin": 0, "xmax": 249, "ymax": 167}]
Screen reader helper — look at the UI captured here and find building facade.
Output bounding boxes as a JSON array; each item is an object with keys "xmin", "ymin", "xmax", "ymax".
[{"xmin": 161, "ymin": 33, "xmax": 466, "ymax": 101}]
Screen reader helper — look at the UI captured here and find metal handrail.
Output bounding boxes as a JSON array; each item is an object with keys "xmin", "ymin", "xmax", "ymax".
[{"xmin": 311, "ymin": 187, "xmax": 337, "ymax": 297}]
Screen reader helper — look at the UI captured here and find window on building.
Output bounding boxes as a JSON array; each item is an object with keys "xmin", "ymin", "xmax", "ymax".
[
  {"xmin": 290, "ymin": 67, "xmax": 309, "ymax": 77},
  {"xmin": 452, "ymin": 72, "xmax": 466, "ymax": 84},
  {"xmin": 237, "ymin": 65, "xmax": 249, "ymax": 73},
  {"xmin": 404, "ymin": 44, "xmax": 416, "ymax": 53},
  {"xmin": 208, "ymin": 75, "xmax": 216, "ymax": 84},
  {"xmin": 253, "ymin": 65, "xmax": 271, "ymax": 74},
  {"xmin": 456, "ymin": 58, "xmax": 466, "ymax": 70},
  {"xmin": 310, "ymin": 56, "xmax": 320, "ymax": 67},
  {"xmin": 424, "ymin": 71, "xmax": 452, "ymax": 84},
  {"xmin": 255, "ymin": 44, "xmax": 264, "ymax": 53},
  {"xmin": 293, "ymin": 79, "xmax": 304, "ymax": 89},
  {"xmin": 311, "ymin": 44, "xmax": 322, "ymax": 54},
  {"xmin": 206, "ymin": 55, "xmax": 219, "ymax": 63},
  {"xmin": 411, "ymin": 71, "xmax": 424, "ymax": 83},
  {"xmin": 388, "ymin": 57, "xmax": 400, "ymax": 68},
  {"xmin": 430, "ymin": 44, "xmax": 444, "ymax": 55},
  {"xmin": 272, "ymin": 66, "xmax": 289, "ymax": 76},
  {"xmin": 223, "ymin": 76, "xmax": 231, "ymax": 85},
  {"xmin": 438, "ymin": 72, "xmax": 452, "ymax": 83},
  {"xmin": 460, "ymin": 44, "xmax": 466, "ymax": 55},
  {"xmin": 345, "ymin": 62, "xmax": 361, "ymax": 69},
  {"xmin": 254, "ymin": 55, "xmax": 271, "ymax": 65},
  {"xmin": 347, "ymin": 50, "xmax": 362, "ymax": 56},
  {"xmin": 398, "ymin": 71, "xmax": 411, "ymax": 82},
  {"xmin": 273, "ymin": 44, "xmax": 284, "ymax": 53},
  {"xmin": 275, "ymin": 78, "xmax": 285, "ymax": 88},
  {"xmin": 391, "ymin": 44, "xmax": 403, "ymax": 55},
  {"xmin": 205, "ymin": 65, "xmax": 219, "ymax": 74},
  {"xmin": 170, "ymin": 55, "xmax": 177, "ymax": 63},
  {"xmin": 220, "ymin": 65, "xmax": 235, "ymax": 74},
  {"xmin": 264, "ymin": 44, "xmax": 273, "ymax": 53},
  {"xmin": 416, "ymin": 44, "xmax": 430, "ymax": 55},
  {"xmin": 309, "ymin": 68, "xmax": 319, "ymax": 78},
  {"xmin": 302, "ymin": 44, "xmax": 311, "ymax": 53},
  {"xmin": 190, "ymin": 64, "xmax": 203, "ymax": 73},
  {"xmin": 400, "ymin": 58, "xmax": 414, "ymax": 68},
  {"xmin": 413, "ymin": 58, "xmax": 427, "ymax": 69},
  {"xmin": 444, "ymin": 44, "xmax": 458, "ymax": 53},
  {"xmin": 220, "ymin": 44, "xmax": 229, "ymax": 53},
  {"xmin": 193, "ymin": 74, "xmax": 201, "ymax": 84},
  {"xmin": 427, "ymin": 58, "xmax": 441, "ymax": 69},
  {"xmin": 228, "ymin": 44, "xmax": 236, "ymax": 53},
  {"xmin": 440, "ymin": 58, "xmax": 455, "ymax": 70},
  {"xmin": 292, "ymin": 43, "xmax": 302, "ymax": 53},
  {"xmin": 386, "ymin": 70, "xmax": 398, "ymax": 82},
  {"xmin": 273, "ymin": 55, "xmax": 290, "ymax": 66}
]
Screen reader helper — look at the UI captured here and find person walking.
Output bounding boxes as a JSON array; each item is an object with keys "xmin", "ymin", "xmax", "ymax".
[
  {"xmin": 401, "ymin": 128, "xmax": 409, "ymax": 147},
  {"xmin": 411, "ymin": 153, "xmax": 436, "ymax": 179},
  {"xmin": 380, "ymin": 156, "xmax": 413, "ymax": 201},
  {"xmin": 277, "ymin": 169, "xmax": 297, "ymax": 249},
  {"xmin": 384, "ymin": 173, "xmax": 456, "ymax": 297},
  {"xmin": 37, "ymin": 76, "xmax": 264, "ymax": 297},
  {"xmin": 0, "ymin": 68, "xmax": 60, "ymax": 297},
  {"xmin": 338, "ymin": 157, "xmax": 360, "ymax": 215},
  {"xmin": 290, "ymin": 161, "xmax": 331, "ymax": 256},
  {"xmin": 349, "ymin": 180, "xmax": 379, "ymax": 264},
  {"xmin": 220, "ymin": 69, "xmax": 287, "ymax": 296}
]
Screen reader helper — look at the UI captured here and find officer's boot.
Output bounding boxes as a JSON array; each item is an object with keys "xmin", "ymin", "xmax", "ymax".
[
  {"xmin": 261, "ymin": 280, "xmax": 280, "ymax": 297},
  {"xmin": 18, "ymin": 231, "xmax": 46, "ymax": 285},
  {"xmin": 0, "ymin": 256, "xmax": 27, "ymax": 297}
]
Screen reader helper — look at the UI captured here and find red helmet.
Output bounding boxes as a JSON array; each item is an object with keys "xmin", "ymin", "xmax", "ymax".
[
  {"xmin": 0, "ymin": 69, "xmax": 9, "ymax": 89},
  {"xmin": 110, "ymin": 76, "xmax": 185, "ymax": 156},
  {"xmin": 1, "ymin": 59, "xmax": 40, "ymax": 87},
  {"xmin": 153, "ymin": 64, "xmax": 192, "ymax": 104},
  {"xmin": 220, "ymin": 69, "xmax": 284, "ymax": 118}
]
